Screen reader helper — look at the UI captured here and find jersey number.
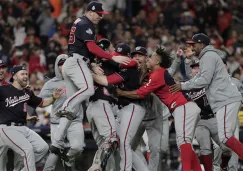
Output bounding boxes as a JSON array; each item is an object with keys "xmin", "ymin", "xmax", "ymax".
[{"xmin": 68, "ymin": 26, "xmax": 76, "ymax": 44}]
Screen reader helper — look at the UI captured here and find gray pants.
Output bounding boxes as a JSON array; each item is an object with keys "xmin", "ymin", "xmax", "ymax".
[
  {"xmin": 132, "ymin": 115, "xmax": 163, "ymax": 171},
  {"xmin": 86, "ymin": 100, "xmax": 117, "ymax": 146},
  {"xmin": 117, "ymin": 103, "xmax": 148, "ymax": 171},
  {"xmin": 195, "ymin": 117, "xmax": 230, "ymax": 156},
  {"xmin": 62, "ymin": 53, "xmax": 94, "ymax": 114},
  {"xmin": 43, "ymin": 120, "xmax": 84, "ymax": 171},
  {"xmin": 0, "ymin": 125, "xmax": 49, "ymax": 171},
  {"xmin": 213, "ymin": 120, "xmax": 240, "ymax": 171},
  {"xmin": 173, "ymin": 102, "xmax": 201, "ymax": 147}
]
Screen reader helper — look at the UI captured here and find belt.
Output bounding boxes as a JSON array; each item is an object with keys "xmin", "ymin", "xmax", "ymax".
[
  {"xmin": 68, "ymin": 53, "xmax": 89, "ymax": 63},
  {"xmin": 200, "ymin": 113, "xmax": 215, "ymax": 120},
  {"xmin": 1, "ymin": 122, "xmax": 26, "ymax": 126}
]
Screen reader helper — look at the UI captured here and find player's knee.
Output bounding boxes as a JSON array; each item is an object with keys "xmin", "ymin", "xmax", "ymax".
[
  {"xmin": 200, "ymin": 149, "xmax": 212, "ymax": 156},
  {"xmin": 87, "ymin": 86, "xmax": 95, "ymax": 96},
  {"xmin": 70, "ymin": 144, "xmax": 83, "ymax": 154},
  {"xmin": 149, "ymin": 143, "xmax": 160, "ymax": 154}
]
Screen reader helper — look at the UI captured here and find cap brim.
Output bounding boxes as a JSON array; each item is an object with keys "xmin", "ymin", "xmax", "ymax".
[
  {"xmin": 97, "ymin": 11, "xmax": 110, "ymax": 15},
  {"xmin": 0, "ymin": 64, "xmax": 7, "ymax": 67},
  {"xmin": 131, "ymin": 51, "xmax": 146, "ymax": 57},
  {"xmin": 186, "ymin": 40, "xmax": 196, "ymax": 44}
]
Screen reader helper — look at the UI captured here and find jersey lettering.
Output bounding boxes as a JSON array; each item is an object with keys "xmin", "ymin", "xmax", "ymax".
[
  {"xmin": 23, "ymin": 103, "xmax": 27, "ymax": 112},
  {"xmin": 68, "ymin": 26, "xmax": 76, "ymax": 44},
  {"xmin": 203, "ymin": 96, "xmax": 209, "ymax": 106}
]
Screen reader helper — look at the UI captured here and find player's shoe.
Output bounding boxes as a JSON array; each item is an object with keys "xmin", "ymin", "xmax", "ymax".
[{"xmin": 55, "ymin": 110, "xmax": 76, "ymax": 120}]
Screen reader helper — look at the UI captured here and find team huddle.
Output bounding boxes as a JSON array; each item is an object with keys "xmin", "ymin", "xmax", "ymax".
[{"xmin": 0, "ymin": 1, "xmax": 242, "ymax": 171}]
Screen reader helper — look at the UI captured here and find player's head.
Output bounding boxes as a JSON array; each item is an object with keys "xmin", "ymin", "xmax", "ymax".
[
  {"xmin": 131, "ymin": 46, "xmax": 148, "ymax": 69},
  {"xmin": 56, "ymin": 54, "xmax": 67, "ymax": 77},
  {"xmin": 190, "ymin": 60, "xmax": 200, "ymax": 77},
  {"xmin": 97, "ymin": 39, "xmax": 114, "ymax": 54},
  {"xmin": 85, "ymin": 1, "xmax": 109, "ymax": 25},
  {"xmin": 186, "ymin": 33, "xmax": 210, "ymax": 56},
  {"xmin": 147, "ymin": 46, "xmax": 172, "ymax": 70},
  {"xmin": 112, "ymin": 42, "xmax": 131, "ymax": 57},
  {"xmin": 10, "ymin": 66, "xmax": 28, "ymax": 88},
  {"xmin": 0, "ymin": 60, "xmax": 7, "ymax": 82}
]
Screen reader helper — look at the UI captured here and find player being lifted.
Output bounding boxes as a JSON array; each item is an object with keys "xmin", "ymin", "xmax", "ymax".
[{"xmin": 116, "ymin": 46, "xmax": 202, "ymax": 171}]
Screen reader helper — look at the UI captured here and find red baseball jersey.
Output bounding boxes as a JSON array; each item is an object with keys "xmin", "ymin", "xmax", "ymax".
[{"xmin": 136, "ymin": 68, "xmax": 190, "ymax": 113}]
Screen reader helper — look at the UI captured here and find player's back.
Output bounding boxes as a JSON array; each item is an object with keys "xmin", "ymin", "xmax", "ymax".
[
  {"xmin": 152, "ymin": 68, "xmax": 189, "ymax": 113},
  {"xmin": 68, "ymin": 15, "xmax": 95, "ymax": 58}
]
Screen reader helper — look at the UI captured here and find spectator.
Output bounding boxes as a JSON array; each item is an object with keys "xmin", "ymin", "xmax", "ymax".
[
  {"xmin": 13, "ymin": 18, "xmax": 26, "ymax": 47},
  {"xmin": 28, "ymin": 46, "xmax": 46, "ymax": 75},
  {"xmin": 36, "ymin": 6, "xmax": 55, "ymax": 48}
]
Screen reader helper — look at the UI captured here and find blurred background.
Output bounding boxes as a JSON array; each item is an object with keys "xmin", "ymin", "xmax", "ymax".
[{"xmin": 1, "ymin": 0, "xmax": 243, "ymax": 170}]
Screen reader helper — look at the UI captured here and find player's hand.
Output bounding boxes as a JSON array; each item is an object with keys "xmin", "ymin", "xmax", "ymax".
[
  {"xmin": 112, "ymin": 56, "xmax": 131, "ymax": 65},
  {"xmin": 184, "ymin": 45, "xmax": 195, "ymax": 57},
  {"xmin": 92, "ymin": 65, "xmax": 104, "ymax": 75},
  {"xmin": 119, "ymin": 59, "xmax": 137, "ymax": 69},
  {"xmin": 26, "ymin": 116, "xmax": 39, "ymax": 121},
  {"xmin": 116, "ymin": 88, "xmax": 123, "ymax": 96},
  {"xmin": 169, "ymin": 83, "xmax": 182, "ymax": 93},
  {"xmin": 52, "ymin": 88, "xmax": 63, "ymax": 100},
  {"xmin": 176, "ymin": 46, "xmax": 184, "ymax": 58}
]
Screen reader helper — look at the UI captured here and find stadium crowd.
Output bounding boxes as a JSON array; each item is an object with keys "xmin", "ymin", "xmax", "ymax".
[{"xmin": 0, "ymin": 0, "xmax": 243, "ymax": 125}]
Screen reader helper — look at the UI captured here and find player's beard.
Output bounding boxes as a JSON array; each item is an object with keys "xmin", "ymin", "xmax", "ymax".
[{"xmin": 17, "ymin": 78, "xmax": 28, "ymax": 88}]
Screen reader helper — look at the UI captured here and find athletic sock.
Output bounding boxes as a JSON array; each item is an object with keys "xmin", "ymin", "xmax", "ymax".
[
  {"xmin": 200, "ymin": 155, "xmax": 212, "ymax": 171},
  {"xmin": 225, "ymin": 136, "xmax": 243, "ymax": 160},
  {"xmin": 180, "ymin": 143, "xmax": 193, "ymax": 171}
]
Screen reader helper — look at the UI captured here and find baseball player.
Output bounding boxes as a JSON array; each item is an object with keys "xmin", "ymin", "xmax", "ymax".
[
  {"xmin": 39, "ymin": 54, "xmax": 84, "ymax": 171},
  {"xmin": 0, "ymin": 60, "xmax": 11, "ymax": 171},
  {"xmin": 116, "ymin": 46, "xmax": 202, "ymax": 171},
  {"xmin": 130, "ymin": 46, "xmax": 181, "ymax": 171},
  {"xmin": 57, "ymin": 1, "xmax": 129, "ymax": 120},
  {"xmin": 87, "ymin": 40, "xmax": 124, "ymax": 171},
  {"xmin": 169, "ymin": 33, "xmax": 243, "ymax": 164},
  {"xmin": 92, "ymin": 43, "xmax": 150, "ymax": 171},
  {"xmin": 183, "ymin": 58, "xmax": 231, "ymax": 171},
  {"xmin": 0, "ymin": 66, "xmax": 62, "ymax": 171},
  {"xmin": 213, "ymin": 58, "xmax": 243, "ymax": 171}
]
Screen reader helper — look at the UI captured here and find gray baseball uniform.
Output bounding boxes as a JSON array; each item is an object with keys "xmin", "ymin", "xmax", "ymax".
[
  {"xmin": 39, "ymin": 55, "xmax": 84, "ymax": 171},
  {"xmin": 181, "ymin": 45, "xmax": 243, "ymax": 158}
]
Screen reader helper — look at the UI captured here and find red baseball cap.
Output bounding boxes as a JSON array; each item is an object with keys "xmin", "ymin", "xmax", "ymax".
[{"xmin": 0, "ymin": 60, "xmax": 7, "ymax": 68}]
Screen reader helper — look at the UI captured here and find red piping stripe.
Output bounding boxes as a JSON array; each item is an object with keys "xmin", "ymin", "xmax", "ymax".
[
  {"xmin": 103, "ymin": 103, "xmax": 113, "ymax": 136},
  {"xmin": 64, "ymin": 59, "xmax": 89, "ymax": 110},
  {"xmin": 123, "ymin": 105, "xmax": 135, "ymax": 171},
  {"xmin": 2, "ymin": 128, "xmax": 30, "ymax": 171}
]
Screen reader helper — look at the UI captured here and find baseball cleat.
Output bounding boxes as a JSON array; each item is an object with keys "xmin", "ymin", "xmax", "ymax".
[{"xmin": 55, "ymin": 110, "xmax": 76, "ymax": 120}]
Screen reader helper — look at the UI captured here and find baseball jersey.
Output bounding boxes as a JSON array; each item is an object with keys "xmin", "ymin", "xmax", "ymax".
[
  {"xmin": 111, "ymin": 67, "xmax": 141, "ymax": 107},
  {"xmin": 185, "ymin": 88, "xmax": 214, "ymax": 117},
  {"xmin": 136, "ymin": 67, "xmax": 189, "ymax": 113},
  {"xmin": 68, "ymin": 15, "xmax": 96, "ymax": 58},
  {"xmin": 0, "ymin": 80, "xmax": 9, "ymax": 86},
  {"xmin": 0, "ymin": 84, "xmax": 43, "ymax": 124},
  {"xmin": 90, "ymin": 60, "xmax": 120, "ymax": 103}
]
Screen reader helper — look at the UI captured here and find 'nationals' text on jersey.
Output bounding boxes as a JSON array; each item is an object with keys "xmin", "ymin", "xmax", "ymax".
[{"xmin": 0, "ymin": 85, "xmax": 43, "ymax": 124}]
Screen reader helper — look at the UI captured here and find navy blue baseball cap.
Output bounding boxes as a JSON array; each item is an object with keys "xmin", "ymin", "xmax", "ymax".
[
  {"xmin": 9, "ymin": 66, "xmax": 26, "ymax": 82},
  {"xmin": 86, "ymin": 1, "xmax": 109, "ymax": 14},
  {"xmin": 131, "ymin": 46, "xmax": 148, "ymax": 57},
  {"xmin": 186, "ymin": 33, "xmax": 210, "ymax": 46},
  {"xmin": 0, "ymin": 60, "xmax": 7, "ymax": 68},
  {"xmin": 113, "ymin": 42, "xmax": 131, "ymax": 56}
]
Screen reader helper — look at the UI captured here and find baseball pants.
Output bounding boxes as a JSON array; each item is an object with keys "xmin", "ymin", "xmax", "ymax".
[
  {"xmin": 0, "ymin": 146, "xmax": 8, "ymax": 171},
  {"xmin": 117, "ymin": 103, "xmax": 148, "ymax": 171},
  {"xmin": 86, "ymin": 99, "xmax": 117, "ymax": 146},
  {"xmin": 173, "ymin": 102, "xmax": 201, "ymax": 171},
  {"xmin": 131, "ymin": 114, "xmax": 163, "ymax": 171},
  {"xmin": 213, "ymin": 120, "xmax": 240, "ymax": 171},
  {"xmin": 0, "ymin": 125, "xmax": 49, "ymax": 171},
  {"xmin": 43, "ymin": 121, "xmax": 84, "ymax": 171},
  {"xmin": 62, "ymin": 53, "xmax": 94, "ymax": 115}
]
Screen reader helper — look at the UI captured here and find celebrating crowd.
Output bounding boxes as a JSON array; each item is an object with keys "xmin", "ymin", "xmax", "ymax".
[{"xmin": 0, "ymin": 0, "xmax": 243, "ymax": 171}]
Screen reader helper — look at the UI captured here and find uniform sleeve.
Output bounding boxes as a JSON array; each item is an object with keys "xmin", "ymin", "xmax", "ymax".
[
  {"xmin": 107, "ymin": 69, "xmax": 129, "ymax": 85},
  {"xmin": 38, "ymin": 83, "xmax": 52, "ymax": 98},
  {"xmin": 76, "ymin": 23, "xmax": 95, "ymax": 42},
  {"xmin": 181, "ymin": 52, "xmax": 216, "ymax": 90},
  {"xmin": 136, "ymin": 74, "xmax": 165, "ymax": 98},
  {"xmin": 167, "ymin": 58, "xmax": 181, "ymax": 77},
  {"xmin": 27, "ymin": 90, "xmax": 43, "ymax": 109}
]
